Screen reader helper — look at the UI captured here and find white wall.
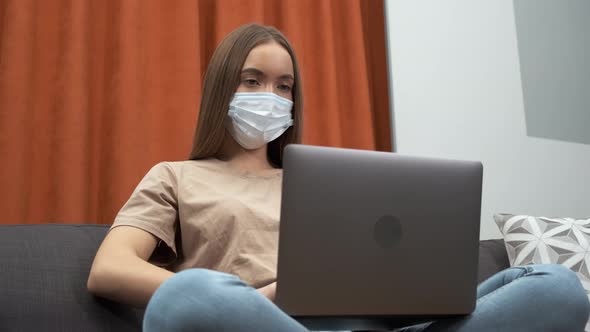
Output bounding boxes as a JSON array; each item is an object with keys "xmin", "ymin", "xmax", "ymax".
[{"xmin": 385, "ymin": 0, "xmax": 590, "ymax": 239}]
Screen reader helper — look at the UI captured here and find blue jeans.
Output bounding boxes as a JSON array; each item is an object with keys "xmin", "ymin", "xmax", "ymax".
[{"xmin": 144, "ymin": 264, "xmax": 589, "ymax": 332}]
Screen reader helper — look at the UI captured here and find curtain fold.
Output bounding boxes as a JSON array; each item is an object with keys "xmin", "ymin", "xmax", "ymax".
[{"xmin": 0, "ymin": 0, "xmax": 391, "ymax": 225}]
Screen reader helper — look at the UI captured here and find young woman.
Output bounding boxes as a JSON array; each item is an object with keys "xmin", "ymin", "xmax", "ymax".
[{"xmin": 88, "ymin": 24, "xmax": 589, "ymax": 332}]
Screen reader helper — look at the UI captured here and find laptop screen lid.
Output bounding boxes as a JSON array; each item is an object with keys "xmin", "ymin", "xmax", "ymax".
[{"xmin": 275, "ymin": 144, "xmax": 482, "ymax": 329}]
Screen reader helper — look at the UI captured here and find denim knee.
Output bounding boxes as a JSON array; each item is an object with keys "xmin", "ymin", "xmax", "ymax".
[
  {"xmin": 532, "ymin": 264, "xmax": 589, "ymax": 323},
  {"xmin": 144, "ymin": 268, "xmax": 253, "ymax": 332}
]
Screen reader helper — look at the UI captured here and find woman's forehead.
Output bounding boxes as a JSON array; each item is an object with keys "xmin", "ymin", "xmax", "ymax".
[{"xmin": 242, "ymin": 43, "xmax": 294, "ymax": 76}]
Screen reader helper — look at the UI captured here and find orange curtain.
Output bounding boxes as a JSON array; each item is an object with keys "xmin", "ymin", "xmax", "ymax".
[{"xmin": 0, "ymin": 0, "xmax": 391, "ymax": 225}]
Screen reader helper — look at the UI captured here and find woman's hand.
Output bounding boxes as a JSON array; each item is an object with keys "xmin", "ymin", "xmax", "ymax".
[{"xmin": 256, "ymin": 282, "xmax": 276, "ymax": 302}]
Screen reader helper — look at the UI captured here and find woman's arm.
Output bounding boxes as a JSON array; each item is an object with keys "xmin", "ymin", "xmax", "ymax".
[
  {"xmin": 88, "ymin": 225, "xmax": 277, "ymax": 307},
  {"xmin": 257, "ymin": 282, "xmax": 276, "ymax": 302},
  {"xmin": 87, "ymin": 226, "xmax": 175, "ymax": 307}
]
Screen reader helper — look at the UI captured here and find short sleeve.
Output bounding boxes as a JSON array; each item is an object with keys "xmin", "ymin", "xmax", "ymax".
[{"xmin": 111, "ymin": 162, "xmax": 179, "ymax": 265}]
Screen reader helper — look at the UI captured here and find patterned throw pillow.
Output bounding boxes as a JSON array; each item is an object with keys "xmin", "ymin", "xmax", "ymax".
[{"xmin": 494, "ymin": 213, "xmax": 590, "ymax": 331}]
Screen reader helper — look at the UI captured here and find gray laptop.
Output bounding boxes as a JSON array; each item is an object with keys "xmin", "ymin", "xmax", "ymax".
[{"xmin": 275, "ymin": 144, "xmax": 483, "ymax": 331}]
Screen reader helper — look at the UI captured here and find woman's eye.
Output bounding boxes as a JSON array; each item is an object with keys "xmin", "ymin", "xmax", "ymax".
[
  {"xmin": 243, "ymin": 79, "xmax": 260, "ymax": 86},
  {"xmin": 278, "ymin": 84, "xmax": 292, "ymax": 92}
]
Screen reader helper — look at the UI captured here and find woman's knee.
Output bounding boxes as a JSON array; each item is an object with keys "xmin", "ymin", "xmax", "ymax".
[
  {"xmin": 144, "ymin": 268, "xmax": 254, "ymax": 332},
  {"xmin": 529, "ymin": 264, "xmax": 589, "ymax": 320},
  {"xmin": 531, "ymin": 264, "xmax": 583, "ymax": 289},
  {"xmin": 150, "ymin": 268, "xmax": 245, "ymax": 303}
]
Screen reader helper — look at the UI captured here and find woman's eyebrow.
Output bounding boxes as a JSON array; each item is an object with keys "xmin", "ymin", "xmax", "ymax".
[
  {"xmin": 278, "ymin": 74, "xmax": 294, "ymax": 81},
  {"xmin": 241, "ymin": 67, "xmax": 264, "ymax": 76},
  {"xmin": 241, "ymin": 67, "xmax": 294, "ymax": 81}
]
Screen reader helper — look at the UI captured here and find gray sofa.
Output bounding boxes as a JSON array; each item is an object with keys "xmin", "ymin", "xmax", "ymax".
[{"xmin": 0, "ymin": 224, "xmax": 510, "ymax": 331}]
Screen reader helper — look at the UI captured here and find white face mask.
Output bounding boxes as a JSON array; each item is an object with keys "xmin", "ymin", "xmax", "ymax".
[{"xmin": 226, "ymin": 92, "xmax": 294, "ymax": 150}]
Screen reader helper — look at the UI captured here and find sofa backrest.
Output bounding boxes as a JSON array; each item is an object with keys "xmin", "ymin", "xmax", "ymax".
[
  {"xmin": 0, "ymin": 224, "xmax": 143, "ymax": 332},
  {"xmin": 0, "ymin": 224, "xmax": 509, "ymax": 331},
  {"xmin": 477, "ymin": 238, "xmax": 510, "ymax": 283}
]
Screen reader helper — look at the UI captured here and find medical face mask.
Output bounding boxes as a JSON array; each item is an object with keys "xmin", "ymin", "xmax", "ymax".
[{"xmin": 226, "ymin": 92, "xmax": 294, "ymax": 150}]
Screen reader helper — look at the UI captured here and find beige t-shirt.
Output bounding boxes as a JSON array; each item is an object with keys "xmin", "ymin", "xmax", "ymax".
[{"xmin": 111, "ymin": 158, "xmax": 282, "ymax": 289}]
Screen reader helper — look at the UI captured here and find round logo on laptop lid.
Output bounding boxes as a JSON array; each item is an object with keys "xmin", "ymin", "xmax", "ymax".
[{"xmin": 374, "ymin": 215, "xmax": 402, "ymax": 248}]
